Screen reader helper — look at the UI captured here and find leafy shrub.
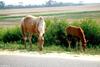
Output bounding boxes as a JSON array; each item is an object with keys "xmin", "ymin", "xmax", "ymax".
[
  {"xmin": 80, "ymin": 19, "xmax": 100, "ymax": 46},
  {"xmin": 0, "ymin": 26, "xmax": 37, "ymax": 43},
  {"xmin": 2, "ymin": 26, "xmax": 22, "ymax": 43},
  {"xmin": 0, "ymin": 28, "xmax": 5, "ymax": 41},
  {"xmin": 0, "ymin": 18, "xmax": 100, "ymax": 48},
  {"xmin": 44, "ymin": 18, "xmax": 69, "ymax": 46}
]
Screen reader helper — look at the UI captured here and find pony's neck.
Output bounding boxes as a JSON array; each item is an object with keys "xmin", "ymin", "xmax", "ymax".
[{"xmin": 80, "ymin": 29, "xmax": 86, "ymax": 44}]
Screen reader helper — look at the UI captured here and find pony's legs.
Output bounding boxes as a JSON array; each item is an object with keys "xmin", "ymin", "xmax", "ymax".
[
  {"xmin": 41, "ymin": 36, "xmax": 44, "ymax": 49},
  {"xmin": 76, "ymin": 41, "xmax": 78, "ymax": 50},
  {"xmin": 82, "ymin": 44, "xmax": 86, "ymax": 51},
  {"xmin": 77, "ymin": 40, "xmax": 86, "ymax": 52},
  {"xmin": 28, "ymin": 33, "xmax": 33, "ymax": 49},
  {"xmin": 67, "ymin": 40, "xmax": 71, "ymax": 49},
  {"xmin": 67, "ymin": 35, "xmax": 72, "ymax": 49},
  {"xmin": 22, "ymin": 34, "xmax": 27, "ymax": 48},
  {"xmin": 79, "ymin": 41, "xmax": 82, "ymax": 51},
  {"xmin": 76, "ymin": 40, "xmax": 81, "ymax": 50}
]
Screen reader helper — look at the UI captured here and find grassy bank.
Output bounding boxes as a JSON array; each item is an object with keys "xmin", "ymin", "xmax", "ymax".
[
  {"xmin": 0, "ymin": 42, "xmax": 100, "ymax": 55},
  {"xmin": 0, "ymin": 17, "xmax": 100, "ymax": 54},
  {"xmin": 0, "ymin": 18, "xmax": 100, "ymax": 46}
]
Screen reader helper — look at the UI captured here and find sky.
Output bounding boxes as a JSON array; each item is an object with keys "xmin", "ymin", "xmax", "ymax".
[{"xmin": 0, "ymin": 0, "xmax": 100, "ymax": 5}]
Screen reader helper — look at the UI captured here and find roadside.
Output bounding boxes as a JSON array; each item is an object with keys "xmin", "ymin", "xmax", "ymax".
[{"xmin": 0, "ymin": 50, "xmax": 100, "ymax": 61}]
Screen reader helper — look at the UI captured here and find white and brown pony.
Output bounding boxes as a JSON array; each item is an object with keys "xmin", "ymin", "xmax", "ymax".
[
  {"xmin": 66, "ymin": 26, "xmax": 86, "ymax": 51},
  {"xmin": 21, "ymin": 15, "xmax": 46, "ymax": 51}
]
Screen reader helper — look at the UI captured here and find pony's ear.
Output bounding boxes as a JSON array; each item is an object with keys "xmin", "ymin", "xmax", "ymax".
[{"xmin": 39, "ymin": 16, "xmax": 43, "ymax": 20}]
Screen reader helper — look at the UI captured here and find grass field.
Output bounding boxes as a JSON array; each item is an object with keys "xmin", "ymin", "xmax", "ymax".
[
  {"xmin": 0, "ymin": 4, "xmax": 100, "ymax": 54},
  {"xmin": 0, "ymin": 4, "xmax": 100, "ymax": 27},
  {"xmin": 0, "ymin": 4, "xmax": 100, "ymax": 16}
]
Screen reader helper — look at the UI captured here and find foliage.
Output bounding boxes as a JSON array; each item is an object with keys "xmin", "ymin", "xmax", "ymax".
[
  {"xmin": 44, "ymin": 18, "xmax": 69, "ymax": 46},
  {"xmin": 0, "ymin": 18, "xmax": 100, "ymax": 48},
  {"xmin": 80, "ymin": 19, "xmax": 100, "ymax": 46},
  {"xmin": 1, "ymin": 26, "xmax": 22, "ymax": 43}
]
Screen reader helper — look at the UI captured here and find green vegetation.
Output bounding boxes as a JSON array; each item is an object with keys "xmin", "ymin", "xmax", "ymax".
[
  {"xmin": 80, "ymin": 19, "xmax": 100, "ymax": 46},
  {"xmin": 0, "ymin": 26, "xmax": 21, "ymax": 43},
  {"xmin": 0, "ymin": 10, "xmax": 100, "ymax": 21},
  {"xmin": 0, "ymin": 43, "xmax": 99, "ymax": 55},
  {"xmin": 0, "ymin": 18, "xmax": 100, "ymax": 54},
  {"xmin": 71, "ymin": 19, "xmax": 100, "ymax": 47},
  {"xmin": 0, "ymin": 16, "xmax": 22, "ymax": 20},
  {"xmin": 45, "ymin": 18, "xmax": 68, "ymax": 46}
]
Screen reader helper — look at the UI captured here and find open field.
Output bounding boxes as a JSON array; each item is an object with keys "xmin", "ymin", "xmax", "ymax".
[
  {"xmin": 0, "ymin": 4, "xmax": 100, "ymax": 16},
  {"xmin": 0, "ymin": 4, "xmax": 100, "ymax": 27}
]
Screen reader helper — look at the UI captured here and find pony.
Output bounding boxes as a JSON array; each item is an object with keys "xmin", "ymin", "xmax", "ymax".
[
  {"xmin": 21, "ymin": 15, "xmax": 46, "ymax": 51},
  {"xmin": 66, "ymin": 26, "xmax": 86, "ymax": 51}
]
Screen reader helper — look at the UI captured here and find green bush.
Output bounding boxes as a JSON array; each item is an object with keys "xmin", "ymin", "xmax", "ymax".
[
  {"xmin": 80, "ymin": 19, "xmax": 100, "ymax": 46},
  {"xmin": 0, "ymin": 18, "xmax": 100, "ymax": 48},
  {"xmin": 0, "ymin": 28, "xmax": 6, "ymax": 41},
  {"xmin": 1, "ymin": 26, "xmax": 22, "ymax": 43},
  {"xmin": 44, "ymin": 18, "xmax": 69, "ymax": 46}
]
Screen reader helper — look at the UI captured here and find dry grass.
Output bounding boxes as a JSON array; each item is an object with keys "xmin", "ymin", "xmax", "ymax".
[
  {"xmin": 0, "ymin": 4, "xmax": 100, "ymax": 27},
  {"xmin": 0, "ymin": 4, "xmax": 100, "ymax": 16}
]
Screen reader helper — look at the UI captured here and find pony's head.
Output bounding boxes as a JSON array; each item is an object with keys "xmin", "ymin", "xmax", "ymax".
[
  {"xmin": 38, "ymin": 34, "xmax": 44, "ymax": 51},
  {"xmin": 82, "ymin": 40, "xmax": 88, "ymax": 51}
]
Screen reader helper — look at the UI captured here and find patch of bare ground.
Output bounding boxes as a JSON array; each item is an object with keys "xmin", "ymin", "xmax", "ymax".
[{"xmin": 0, "ymin": 50, "xmax": 100, "ymax": 61}]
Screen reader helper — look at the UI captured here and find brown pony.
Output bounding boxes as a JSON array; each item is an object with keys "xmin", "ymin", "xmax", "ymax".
[
  {"xmin": 66, "ymin": 26, "xmax": 86, "ymax": 51},
  {"xmin": 21, "ymin": 15, "xmax": 46, "ymax": 51}
]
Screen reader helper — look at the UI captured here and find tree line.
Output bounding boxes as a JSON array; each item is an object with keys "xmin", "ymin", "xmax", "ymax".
[{"xmin": 0, "ymin": 0, "xmax": 84, "ymax": 9}]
